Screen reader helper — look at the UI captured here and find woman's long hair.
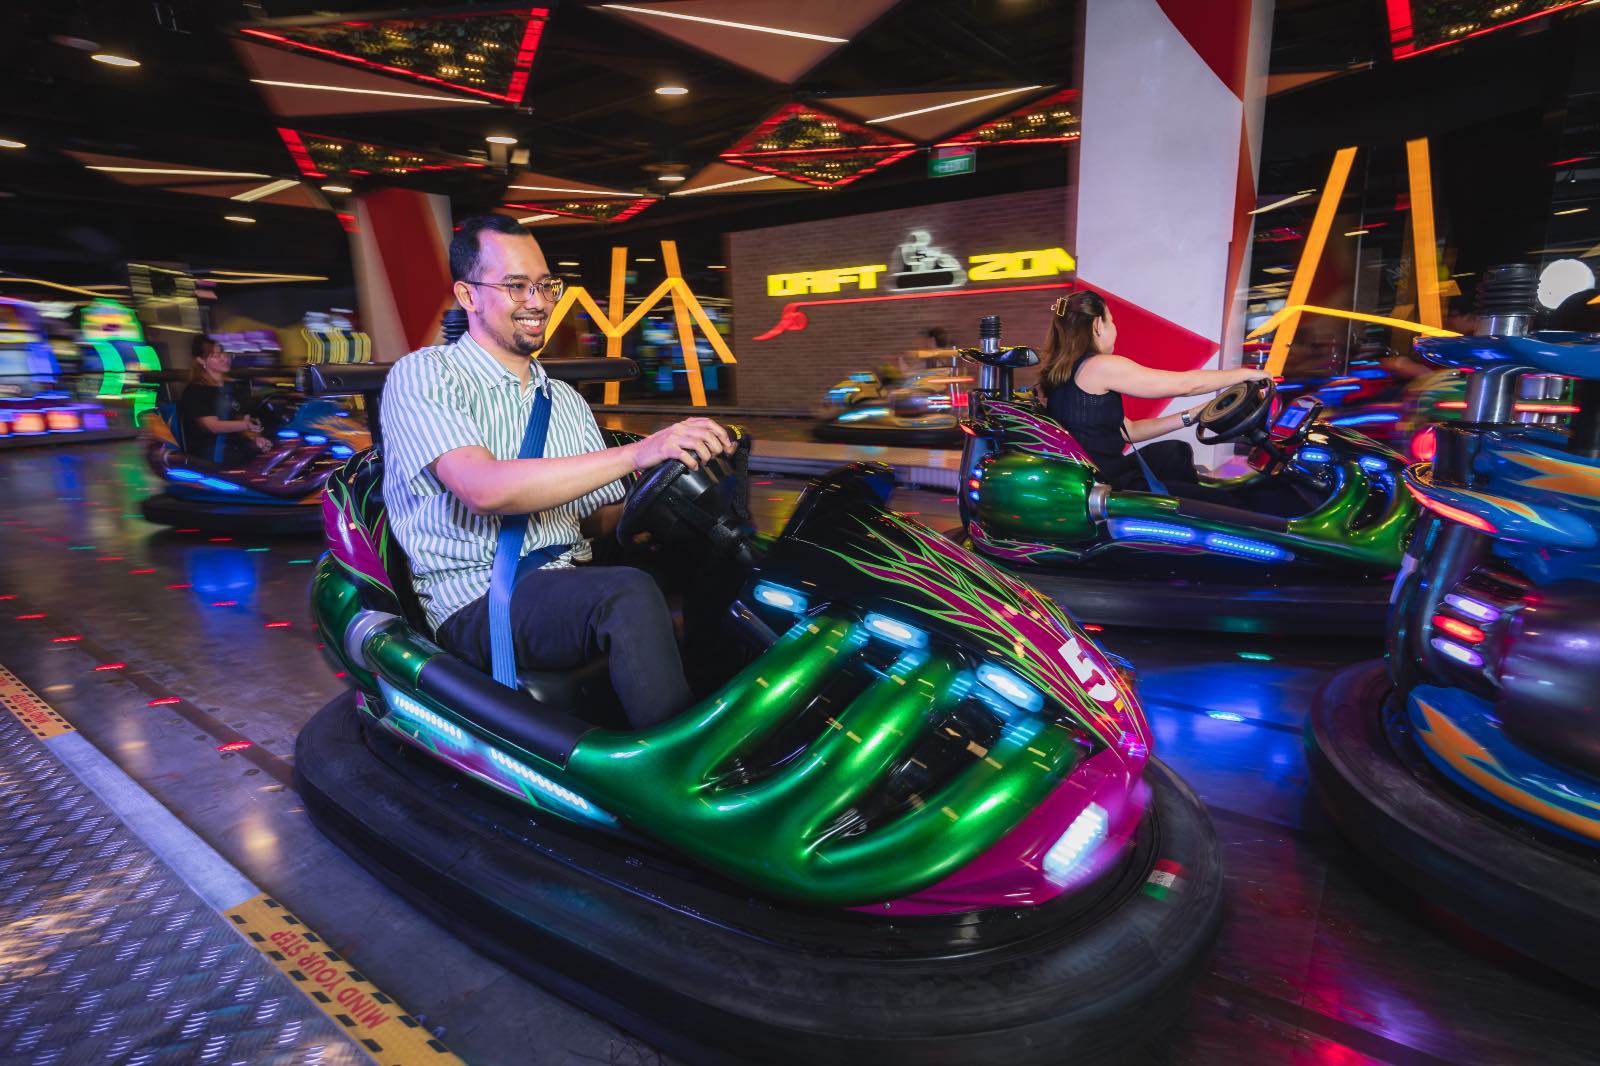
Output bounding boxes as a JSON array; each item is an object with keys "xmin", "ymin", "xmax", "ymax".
[{"xmin": 1039, "ymin": 290, "xmax": 1108, "ymax": 393}]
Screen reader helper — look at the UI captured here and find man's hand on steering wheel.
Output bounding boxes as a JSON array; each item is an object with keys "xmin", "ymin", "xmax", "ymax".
[{"xmin": 631, "ymin": 417, "xmax": 733, "ymax": 472}]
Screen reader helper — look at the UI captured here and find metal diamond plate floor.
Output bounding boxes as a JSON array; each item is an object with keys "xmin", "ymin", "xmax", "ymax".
[{"xmin": 0, "ymin": 705, "xmax": 366, "ymax": 1066}]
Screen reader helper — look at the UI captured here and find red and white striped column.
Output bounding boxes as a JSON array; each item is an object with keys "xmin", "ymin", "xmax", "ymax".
[
  {"xmin": 1074, "ymin": 0, "xmax": 1274, "ymax": 467},
  {"xmin": 350, "ymin": 188, "xmax": 454, "ymax": 362}
]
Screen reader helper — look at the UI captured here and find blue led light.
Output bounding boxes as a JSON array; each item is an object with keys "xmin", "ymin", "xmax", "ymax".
[
  {"xmin": 968, "ymin": 490, "xmax": 980, "ymax": 502},
  {"xmin": 1298, "ymin": 447, "xmax": 1332, "ymax": 464},
  {"xmin": 1359, "ymin": 456, "xmax": 1388, "ymax": 473},
  {"xmin": 198, "ymin": 477, "xmax": 245, "ymax": 494},
  {"xmin": 1431, "ymin": 637, "xmax": 1484, "ymax": 668},
  {"xmin": 277, "ymin": 429, "xmax": 300, "ymax": 439},
  {"xmin": 329, "ymin": 444, "xmax": 354, "ymax": 457},
  {"xmin": 165, "ymin": 468, "xmax": 205, "ymax": 482},
  {"xmin": 1206, "ymin": 710, "xmax": 1247, "ymax": 722},
  {"xmin": 864, "ymin": 613, "xmax": 928, "ymax": 648},
  {"xmin": 304, "ymin": 433, "xmax": 328, "ymax": 444},
  {"xmin": 753, "ymin": 582, "xmax": 808, "ymax": 613},
  {"xmin": 1318, "ymin": 384, "xmax": 1362, "ymax": 394},
  {"xmin": 1109, "ymin": 519, "xmax": 1196, "ymax": 544},
  {"xmin": 849, "ymin": 372, "xmax": 875, "ymax": 383},
  {"xmin": 1331, "ymin": 412, "xmax": 1400, "ymax": 426},
  {"xmin": 1043, "ymin": 803, "xmax": 1108, "ymax": 883},
  {"xmin": 837, "ymin": 406, "xmax": 889, "ymax": 423},
  {"xmin": 1352, "ymin": 368, "xmax": 1389, "ymax": 379},
  {"xmin": 976, "ymin": 662, "xmax": 1044, "ymax": 713},
  {"xmin": 1203, "ymin": 532, "xmax": 1292, "ymax": 562}
]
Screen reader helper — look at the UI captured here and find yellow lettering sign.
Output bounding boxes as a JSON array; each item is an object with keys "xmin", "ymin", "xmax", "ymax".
[
  {"xmin": 767, "ymin": 264, "xmax": 886, "ymax": 297},
  {"xmin": 967, "ymin": 248, "xmax": 1076, "ymax": 281}
]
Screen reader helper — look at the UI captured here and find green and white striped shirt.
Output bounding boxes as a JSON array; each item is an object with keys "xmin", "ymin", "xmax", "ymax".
[{"xmin": 381, "ymin": 333, "xmax": 626, "ymax": 631}]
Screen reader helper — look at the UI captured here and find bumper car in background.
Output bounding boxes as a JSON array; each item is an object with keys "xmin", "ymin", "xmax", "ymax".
[
  {"xmin": 954, "ymin": 316, "xmax": 1417, "ymax": 634},
  {"xmin": 139, "ymin": 369, "xmax": 370, "ymax": 535},
  {"xmin": 1308, "ymin": 265, "xmax": 1600, "ymax": 987},
  {"xmin": 296, "ymin": 356, "xmax": 1224, "ymax": 1065},
  {"xmin": 813, "ymin": 353, "xmax": 965, "ymax": 448}
]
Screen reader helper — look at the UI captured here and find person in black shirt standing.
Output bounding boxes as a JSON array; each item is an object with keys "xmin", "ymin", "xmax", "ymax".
[{"xmin": 177, "ymin": 336, "xmax": 268, "ymax": 463}]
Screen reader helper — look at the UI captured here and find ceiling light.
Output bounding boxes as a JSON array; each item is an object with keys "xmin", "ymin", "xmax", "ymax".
[
  {"xmin": 249, "ymin": 79, "xmax": 491, "ymax": 105},
  {"xmin": 866, "ymin": 85, "xmax": 1043, "ymax": 125},
  {"xmin": 636, "ymin": 257, "xmax": 657, "ymax": 263},
  {"xmin": 517, "ymin": 214, "xmax": 557, "ymax": 224},
  {"xmin": 1248, "ymin": 191, "xmax": 1314, "ymax": 216},
  {"xmin": 91, "ymin": 53, "xmax": 140, "ymax": 68},
  {"xmin": 0, "ymin": 139, "xmax": 24, "ymax": 149},
  {"xmin": 224, "ymin": 215, "xmax": 256, "ymax": 224},
  {"xmin": 321, "ymin": 184, "xmax": 353, "ymax": 194},
  {"xmin": 1553, "ymin": 207, "xmax": 1589, "ymax": 216},
  {"xmin": 657, "ymin": 174, "xmax": 686, "ymax": 183},
  {"xmin": 557, "ymin": 260, "xmax": 580, "ymax": 266},
  {"xmin": 507, "ymin": 184, "xmax": 641, "ymax": 198},
  {"xmin": 671, "ymin": 173, "xmax": 776, "ymax": 195},
  {"xmin": 486, "ymin": 135, "xmax": 518, "ymax": 145},
  {"xmin": 231, "ymin": 179, "xmax": 299, "ymax": 203},
  {"xmin": 88, "ymin": 166, "xmax": 272, "ymax": 178},
  {"xmin": 655, "ymin": 85, "xmax": 688, "ymax": 96},
  {"xmin": 600, "ymin": 5, "xmax": 848, "ymax": 43},
  {"xmin": 1344, "ymin": 229, "xmax": 1370, "ymax": 236},
  {"xmin": 708, "ymin": 264, "xmax": 727, "ymax": 270},
  {"xmin": 1262, "ymin": 266, "xmax": 1292, "ymax": 274}
]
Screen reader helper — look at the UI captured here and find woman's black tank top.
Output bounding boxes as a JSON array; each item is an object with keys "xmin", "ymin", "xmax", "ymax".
[{"xmin": 1043, "ymin": 356, "xmax": 1133, "ymax": 483}]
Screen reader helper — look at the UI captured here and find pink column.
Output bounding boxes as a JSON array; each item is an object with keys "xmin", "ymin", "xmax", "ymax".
[{"xmin": 1073, "ymin": 0, "xmax": 1273, "ymax": 466}]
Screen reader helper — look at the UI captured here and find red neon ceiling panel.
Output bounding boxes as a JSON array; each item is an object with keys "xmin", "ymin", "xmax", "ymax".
[
  {"xmin": 1385, "ymin": 0, "xmax": 1587, "ymax": 60},
  {"xmin": 240, "ymin": 7, "xmax": 550, "ymax": 104},
  {"xmin": 501, "ymin": 199, "xmax": 658, "ymax": 223},
  {"xmin": 938, "ymin": 88, "xmax": 1080, "ymax": 147},
  {"xmin": 277, "ymin": 129, "xmax": 490, "ymax": 180},
  {"xmin": 720, "ymin": 103, "xmax": 916, "ymax": 189}
]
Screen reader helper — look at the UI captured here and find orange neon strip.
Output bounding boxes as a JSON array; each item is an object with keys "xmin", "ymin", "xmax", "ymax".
[
  {"xmin": 1266, "ymin": 147, "xmax": 1358, "ymax": 377},
  {"xmin": 1247, "ymin": 303, "xmax": 1458, "ymax": 341},
  {"xmin": 603, "ymin": 246, "xmax": 627, "ymax": 405},
  {"xmin": 1406, "ymin": 138, "xmax": 1443, "ymax": 330},
  {"xmin": 661, "ymin": 240, "xmax": 708, "ymax": 407}
]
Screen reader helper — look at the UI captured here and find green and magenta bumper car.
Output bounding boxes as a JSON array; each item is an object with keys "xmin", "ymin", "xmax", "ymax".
[
  {"xmin": 953, "ymin": 331, "xmax": 1416, "ymax": 633},
  {"xmin": 1308, "ymin": 327, "xmax": 1600, "ymax": 987},
  {"xmin": 296, "ymin": 360, "xmax": 1223, "ymax": 1064}
]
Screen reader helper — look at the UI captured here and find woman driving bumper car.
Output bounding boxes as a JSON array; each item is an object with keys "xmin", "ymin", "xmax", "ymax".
[{"xmin": 178, "ymin": 336, "xmax": 271, "ymax": 463}]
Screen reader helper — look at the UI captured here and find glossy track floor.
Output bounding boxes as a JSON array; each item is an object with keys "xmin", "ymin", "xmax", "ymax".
[{"xmin": 1, "ymin": 441, "xmax": 1596, "ymax": 1065}]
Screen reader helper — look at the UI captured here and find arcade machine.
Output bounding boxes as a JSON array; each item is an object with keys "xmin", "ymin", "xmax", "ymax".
[
  {"xmin": 77, "ymin": 298, "xmax": 161, "ymax": 425},
  {"xmin": 0, "ymin": 298, "xmax": 131, "ymax": 448},
  {"xmin": 299, "ymin": 309, "xmax": 371, "ymax": 365}
]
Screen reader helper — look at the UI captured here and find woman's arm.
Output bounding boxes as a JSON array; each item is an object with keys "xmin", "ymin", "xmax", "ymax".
[
  {"xmin": 1077, "ymin": 355, "xmax": 1268, "ymax": 399},
  {"xmin": 1124, "ymin": 407, "xmax": 1206, "ymax": 443}
]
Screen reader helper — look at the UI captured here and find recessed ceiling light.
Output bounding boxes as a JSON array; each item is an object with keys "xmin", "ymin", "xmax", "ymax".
[
  {"xmin": 657, "ymin": 174, "xmax": 686, "ymax": 183},
  {"xmin": 557, "ymin": 260, "xmax": 580, "ymax": 266},
  {"xmin": 636, "ymin": 257, "xmax": 657, "ymax": 263},
  {"xmin": 655, "ymin": 85, "xmax": 688, "ymax": 96},
  {"xmin": 91, "ymin": 53, "xmax": 140, "ymax": 68},
  {"xmin": 321, "ymin": 184, "xmax": 353, "ymax": 194},
  {"xmin": 0, "ymin": 139, "xmax": 24, "ymax": 149},
  {"xmin": 231, "ymin": 179, "xmax": 300, "ymax": 203},
  {"xmin": 708, "ymin": 264, "xmax": 727, "ymax": 270},
  {"xmin": 486, "ymin": 135, "xmax": 518, "ymax": 145},
  {"xmin": 224, "ymin": 215, "xmax": 256, "ymax": 224}
]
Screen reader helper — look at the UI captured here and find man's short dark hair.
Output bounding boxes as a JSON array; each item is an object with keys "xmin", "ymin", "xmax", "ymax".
[{"xmin": 450, "ymin": 215, "xmax": 531, "ymax": 283}]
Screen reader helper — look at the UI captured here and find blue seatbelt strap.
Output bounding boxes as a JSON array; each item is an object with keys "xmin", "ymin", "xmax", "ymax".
[
  {"xmin": 489, "ymin": 379, "xmax": 572, "ymax": 689},
  {"xmin": 1121, "ymin": 421, "xmax": 1168, "ymax": 496}
]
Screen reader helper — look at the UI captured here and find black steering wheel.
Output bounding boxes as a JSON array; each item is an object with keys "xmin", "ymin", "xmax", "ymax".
[
  {"xmin": 616, "ymin": 428, "xmax": 753, "ymax": 561},
  {"xmin": 1195, "ymin": 379, "xmax": 1275, "ymax": 446},
  {"xmin": 247, "ymin": 391, "xmax": 298, "ymax": 434}
]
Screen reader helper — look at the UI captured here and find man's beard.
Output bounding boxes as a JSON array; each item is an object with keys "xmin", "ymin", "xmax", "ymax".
[{"xmin": 484, "ymin": 313, "xmax": 542, "ymax": 356}]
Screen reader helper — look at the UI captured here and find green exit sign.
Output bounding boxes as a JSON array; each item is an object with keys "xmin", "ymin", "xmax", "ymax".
[{"xmin": 928, "ymin": 148, "xmax": 976, "ymax": 178}]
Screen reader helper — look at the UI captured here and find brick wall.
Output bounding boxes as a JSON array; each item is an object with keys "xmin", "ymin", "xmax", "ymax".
[{"xmin": 727, "ymin": 186, "xmax": 1070, "ymax": 412}]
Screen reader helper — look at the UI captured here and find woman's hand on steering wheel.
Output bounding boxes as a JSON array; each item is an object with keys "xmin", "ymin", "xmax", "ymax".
[{"xmin": 631, "ymin": 417, "xmax": 733, "ymax": 472}]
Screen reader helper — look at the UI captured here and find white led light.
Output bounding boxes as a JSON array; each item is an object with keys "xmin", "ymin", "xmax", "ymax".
[
  {"xmin": 1444, "ymin": 593, "xmax": 1501, "ymax": 624},
  {"xmin": 507, "ymin": 184, "xmax": 642, "ymax": 197},
  {"xmin": 866, "ymin": 85, "xmax": 1042, "ymax": 125},
  {"xmin": 864, "ymin": 613, "xmax": 928, "ymax": 648},
  {"xmin": 600, "ymin": 5, "xmax": 848, "ymax": 42},
  {"xmin": 670, "ymin": 174, "xmax": 778, "ymax": 196},
  {"xmin": 488, "ymin": 748, "xmax": 592, "ymax": 812},
  {"xmin": 1538, "ymin": 258, "xmax": 1595, "ymax": 310},
  {"xmin": 516, "ymin": 214, "xmax": 558, "ymax": 224},
  {"xmin": 1043, "ymin": 803, "xmax": 1108, "ymax": 882},
  {"xmin": 250, "ymin": 79, "xmax": 491, "ymax": 105},
  {"xmin": 91, "ymin": 53, "xmax": 140, "ymax": 68},
  {"xmin": 975, "ymin": 662, "xmax": 1044, "ymax": 713},
  {"xmin": 386, "ymin": 688, "xmax": 466, "ymax": 741},
  {"xmin": 89, "ymin": 166, "xmax": 271, "ymax": 178},
  {"xmin": 655, "ymin": 85, "xmax": 689, "ymax": 96},
  {"xmin": 231, "ymin": 179, "xmax": 300, "ymax": 203},
  {"xmin": 486, "ymin": 135, "xmax": 518, "ymax": 145},
  {"xmin": 754, "ymin": 583, "xmax": 807, "ymax": 612}
]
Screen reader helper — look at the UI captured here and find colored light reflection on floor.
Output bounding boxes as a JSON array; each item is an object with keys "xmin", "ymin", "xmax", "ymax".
[{"xmin": 1237, "ymin": 651, "xmax": 1275, "ymax": 661}]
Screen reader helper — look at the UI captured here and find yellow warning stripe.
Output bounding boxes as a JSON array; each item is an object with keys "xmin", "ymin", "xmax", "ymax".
[
  {"xmin": 225, "ymin": 893, "xmax": 464, "ymax": 1066},
  {"xmin": 0, "ymin": 666, "xmax": 74, "ymax": 739}
]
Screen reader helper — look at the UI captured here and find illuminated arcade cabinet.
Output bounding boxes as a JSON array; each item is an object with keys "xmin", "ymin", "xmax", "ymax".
[
  {"xmin": 0, "ymin": 298, "xmax": 132, "ymax": 447},
  {"xmin": 299, "ymin": 309, "xmax": 371, "ymax": 364},
  {"xmin": 78, "ymin": 299, "xmax": 161, "ymax": 422}
]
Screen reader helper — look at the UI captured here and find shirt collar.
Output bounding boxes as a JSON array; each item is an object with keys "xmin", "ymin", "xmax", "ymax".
[{"xmin": 452, "ymin": 330, "xmax": 547, "ymax": 393}]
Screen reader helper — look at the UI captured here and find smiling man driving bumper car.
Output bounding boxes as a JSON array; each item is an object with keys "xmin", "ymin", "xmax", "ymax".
[
  {"xmin": 295, "ymin": 225, "xmax": 1224, "ymax": 1063},
  {"xmin": 382, "ymin": 215, "xmax": 732, "ymax": 728}
]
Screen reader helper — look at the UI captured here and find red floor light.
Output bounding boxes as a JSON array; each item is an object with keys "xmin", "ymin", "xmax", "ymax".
[
  {"xmin": 148, "ymin": 696, "xmax": 182, "ymax": 706},
  {"xmin": 211, "ymin": 600, "xmax": 239, "ymax": 607},
  {"xmin": 167, "ymin": 583, "xmax": 192, "ymax": 589},
  {"xmin": 264, "ymin": 621, "xmax": 292, "ymax": 628},
  {"xmin": 15, "ymin": 613, "xmax": 46, "ymax": 620},
  {"xmin": 217, "ymin": 740, "xmax": 253, "ymax": 753},
  {"xmin": 0, "ymin": 595, "xmax": 14, "ymax": 600},
  {"xmin": 1083, "ymin": 624, "xmax": 1105, "ymax": 632},
  {"xmin": 95, "ymin": 556, "xmax": 123, "ymax": 562},
  {"xmin": 128, "ymin": 568, "xmax": 156, "ymax": 575},
  {"xmin": 94, "ymin": 663, "xmax": 127, "ymax": 671},
  {"xmin": 209, "ymin": 537, "xmax": 233, "ymax": 543},
  {"xmin": 51, "ymin": 635, "xmax": 82, "ymax": 643},
  {"xmin": 175, "ymin": 528, "xmax": 200, "ymax": 534}
]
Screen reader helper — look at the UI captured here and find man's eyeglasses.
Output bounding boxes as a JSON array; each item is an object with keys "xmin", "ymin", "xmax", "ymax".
[{"xmin": 462, "ymin": 277, "xmax": 565, "ymax": 304}]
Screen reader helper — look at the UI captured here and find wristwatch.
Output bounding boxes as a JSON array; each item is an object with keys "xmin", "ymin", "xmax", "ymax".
[{"xmin": 1180, "ymin": 408, "xmax": 1195, "ymax": 428}]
